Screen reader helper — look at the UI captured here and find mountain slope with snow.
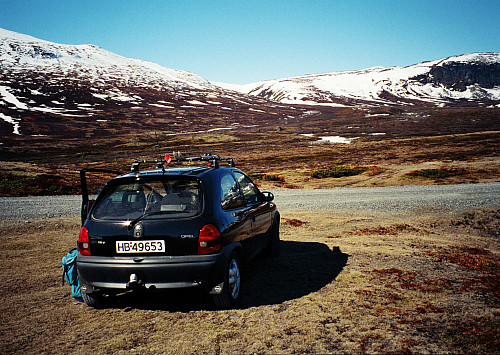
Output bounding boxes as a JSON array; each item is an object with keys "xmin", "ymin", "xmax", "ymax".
[
  {"xmin": 0, "ymin": 28, "xmax": 303, "ymax": 137},
  {"xmin": 0, "ymin": 28, "xmax": 212, "ymax": 90},
  {"xmin": 221, "ymin": 53, "xmax": 500, "ymax": 107}
]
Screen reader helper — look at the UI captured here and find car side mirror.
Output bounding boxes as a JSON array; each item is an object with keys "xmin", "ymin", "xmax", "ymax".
[{"xmin": 262, "ymin": 191, "xmax": 274, "ymax": 202}]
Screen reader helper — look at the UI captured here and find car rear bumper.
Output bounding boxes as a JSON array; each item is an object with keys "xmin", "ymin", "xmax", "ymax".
[{"xmin": 77, "ymin": 253, "xmax": 225, "ymax": 294}]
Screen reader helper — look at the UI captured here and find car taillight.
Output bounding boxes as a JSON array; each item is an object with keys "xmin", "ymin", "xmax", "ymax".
[
  {"xmin": 198, "ymin": 224, "xmax": 221, "ymax": 255},
  {"xmin": 78, "ymin": 227, "xmax": 91, "ymax": 256}
]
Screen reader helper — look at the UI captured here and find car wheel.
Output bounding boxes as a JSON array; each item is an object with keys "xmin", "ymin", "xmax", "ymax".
[
  {"xmin": 82, "ymin": 292, "xmax": 106, "ymax": 308},
  {"xmin": 266, "ymin": 214, "xmax": 280, "ymax": 257},
  {"xmin": 212, "ymin": 253, "xmax": 241, "ymax": 309}
]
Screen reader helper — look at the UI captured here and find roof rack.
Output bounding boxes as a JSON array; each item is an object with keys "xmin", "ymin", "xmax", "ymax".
[{"xmin": 131, "ymin": 152, "xmax": 235, "ymax": 172}]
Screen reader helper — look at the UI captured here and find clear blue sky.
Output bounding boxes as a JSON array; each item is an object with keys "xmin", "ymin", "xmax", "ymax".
[{"xmin": 1, "ymin": 0, "xmax": 499, "ymax": 84}]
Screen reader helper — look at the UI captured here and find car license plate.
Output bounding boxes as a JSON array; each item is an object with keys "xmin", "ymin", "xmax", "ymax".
[{"xmin": 116, "ymin": 240, "xmax": 165, "ymax": 253}]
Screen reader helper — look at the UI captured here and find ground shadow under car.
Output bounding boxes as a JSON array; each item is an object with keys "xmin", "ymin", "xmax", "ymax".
[
  {"xmin": 103, "ymin": 241, "xmax": 349, "ymax": 311},
  {"xmin": 240, "ymin": 241, "xmax": 349, "ymax": 308}
]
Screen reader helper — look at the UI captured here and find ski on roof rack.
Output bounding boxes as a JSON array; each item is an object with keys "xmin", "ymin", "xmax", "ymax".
[{"xmin": 131, "ymin": 152, "xmax": 235, "ymax": 172}]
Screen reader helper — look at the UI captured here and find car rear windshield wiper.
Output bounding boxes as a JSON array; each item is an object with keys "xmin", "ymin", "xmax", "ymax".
[{"xmin": 127, "ymin": 211, "xmax": 175, "ymax": 230}]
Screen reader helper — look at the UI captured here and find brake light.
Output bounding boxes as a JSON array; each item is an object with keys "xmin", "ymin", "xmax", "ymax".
[
  {"xmin": 198, "ymin": 224, "xmax": 221, "ymax": 255},
  {"xmin": 78, "ymin": 227, "xmax": 91, "ymax": 256}
]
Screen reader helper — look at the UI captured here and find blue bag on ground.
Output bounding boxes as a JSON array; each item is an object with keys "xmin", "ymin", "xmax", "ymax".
[{"xmin": 61, "ymin": 248, "xmax": 82, "ymax": 299}]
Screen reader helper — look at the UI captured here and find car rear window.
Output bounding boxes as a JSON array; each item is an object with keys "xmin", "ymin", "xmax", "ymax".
[{"xmin": 92, "ymin": 177, "xmax": 202, "ymax": 220}]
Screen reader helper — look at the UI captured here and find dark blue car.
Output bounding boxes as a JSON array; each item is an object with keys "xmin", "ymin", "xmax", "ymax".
[{"xmin": 77, "ymin": 154, "xmax": 280, "ymax": 308}]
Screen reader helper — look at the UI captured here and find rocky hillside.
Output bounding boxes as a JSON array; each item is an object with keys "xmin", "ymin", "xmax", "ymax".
[{"xmin": 223, "ymin": 53, "xmax": 500, "ymax": 107}]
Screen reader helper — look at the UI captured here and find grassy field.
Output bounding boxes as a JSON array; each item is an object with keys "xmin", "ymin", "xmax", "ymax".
[{"xmin": 1, "ymin": 207, "xmax": 498, "ymax": 354}]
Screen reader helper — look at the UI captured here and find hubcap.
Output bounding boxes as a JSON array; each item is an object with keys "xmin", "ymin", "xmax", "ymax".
[{"xmin": 228, "ymin": 258, "xmax": 240, "ymax": 299}]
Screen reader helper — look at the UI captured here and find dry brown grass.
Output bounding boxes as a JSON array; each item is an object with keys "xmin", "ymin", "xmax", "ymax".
[{"xmin": 1, "ymin": 207, "xmax": 498, "ymax": 354}]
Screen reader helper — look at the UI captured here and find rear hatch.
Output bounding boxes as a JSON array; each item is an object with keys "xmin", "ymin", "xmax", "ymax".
[{"xmin": 83, "ymin": 175, "xmax": 206, "ymax": 257}]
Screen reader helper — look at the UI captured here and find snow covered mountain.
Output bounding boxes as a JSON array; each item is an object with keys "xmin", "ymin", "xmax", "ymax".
[
  {"xmin": 221, "ymin": 53, "xmax": 500, "ymax": 107},
  {"xmin": 0, "ymin": 28, "xmax": 216, "ymax": 90},
  {"xmin": 1, "ymin": 27, "xmax": 498, "ymax": 138},
  {"xmin": 0, "ymin": 28, "xmax": 302, "ymax": 137}
]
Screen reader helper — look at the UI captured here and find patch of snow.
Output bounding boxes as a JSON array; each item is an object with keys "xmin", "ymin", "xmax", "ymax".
[
  {"xmin": 185, "ymin": 100, "xmax": 208, "ymax": 105},
  {"xmin": 149, "ymin": 103, "xmax": 174, "ymax": 109},
  {"xmin": 230, "ymin": 98, "xmax": 251, "ymax": 105},
  {"xmin": 366, "ymin": 113, "xmax": 390, "ymax": 117},
  {"xmin": 0, "ymin": 86, "xmax": 29, "ymax": 110},
  {"xmin": 284, "ymin": 100, "xmax": 349, "ymax": 107},
  {"xmin": 165, "ymin": 124, "xmax": 258, "ymax": 136},
  {"xmin": 60, "ymin": 114, "xmax": 88, "ymax": 117},
  {"xmin": 28, "ymin": 89, "xmax": 45, "ymax": 96},
  {"xmin": 78, "ymin": 104, "xmax": 99, "ymax": 111},
  {"xmin": 0, "ymin": 112, "xmax": 21, "ymax": 135},
  {"xmin": 111, "ymin": 95, "xmax": 135, "ymax": 102},
  {"xmin": 210, "ymin": 81, "xmax": 246, "ymax": 92},
  {"xmin": 301, "ymin": 134, "xmax": 352, "ymax": 144},
  {"xmin": 92, "ymin": 93, "xmax": 109, "ymax": 99},
  {"xmin": 319, "ymin": 136, "xmax": 352, "ymax": 144}
]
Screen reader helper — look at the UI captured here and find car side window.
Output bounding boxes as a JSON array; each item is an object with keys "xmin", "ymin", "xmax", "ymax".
[
  {"xmin": 234, "ymin": 172, "xmax": 260, "ymax": 206},
  {"xmin": 220, "ymin": 174, "xmax": 245, "ymax": 210}
]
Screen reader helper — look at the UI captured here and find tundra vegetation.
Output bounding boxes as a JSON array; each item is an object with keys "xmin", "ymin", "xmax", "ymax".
[{"xmin": 0, "ymin": 106, "xmax": 499, "ymax": 195}]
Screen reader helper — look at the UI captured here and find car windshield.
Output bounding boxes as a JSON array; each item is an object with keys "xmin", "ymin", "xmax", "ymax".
[{"xmin": 92, "ymin": 177, "xmax": 202, "ymax": 220}]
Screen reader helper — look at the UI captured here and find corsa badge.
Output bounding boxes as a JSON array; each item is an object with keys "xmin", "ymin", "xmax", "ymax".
[{"xmin": 133, "ymin": 223, "xmax": 143, "ymax": 238}]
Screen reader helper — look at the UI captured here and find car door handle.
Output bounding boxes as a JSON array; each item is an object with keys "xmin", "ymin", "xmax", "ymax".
[{"xmin": 232, "ymin": 211, "xmax": 245, "ymax": 218}]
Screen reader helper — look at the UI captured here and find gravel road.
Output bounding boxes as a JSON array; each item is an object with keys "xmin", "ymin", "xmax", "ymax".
[
  {"xmin": 0, "ymin": 182, "xmax": 499, "ymax": 220},
  {"xmin": 273, "ymin": 182, "xmax": 500, "ymax": 216}
]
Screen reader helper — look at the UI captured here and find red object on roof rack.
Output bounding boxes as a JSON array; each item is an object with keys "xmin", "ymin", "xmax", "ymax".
[{"xmin": 130, "ymin": 153, "xmax": 235, "ymax": 172}]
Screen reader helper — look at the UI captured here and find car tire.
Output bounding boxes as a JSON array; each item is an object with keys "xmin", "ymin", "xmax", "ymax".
[
  {"xmin": 266, "ymin": 214, "xmax": 280, "ymax": 257},
  {"xmin": 212, "ymin": 252, "xmax": 241, "ymax": 309},
  {"xmin": 82, "ymin": 292, "xmax": 106, "ymax": 308}
]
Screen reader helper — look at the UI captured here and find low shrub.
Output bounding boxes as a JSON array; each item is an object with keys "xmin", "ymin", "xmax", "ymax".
[
  {"xmin": 0, "ymin": 173, "xmax": 79, "ymax": 196},
  {"xmin": 262, "ymin": 174, "xmax": 285, "ymax": 182},
  {"xmin": 247, "ymin": 172, "xmax": 264, "ymax": 180},
  {"xmin": 366, "ymin": 165, "xmax": 385, "ymax": 176},
  {"xmin": 281, "ymin": 218, "xmax": 308, "ymax": 227},
  {"xmin": 446, "ymin": 317, "xmax": 500, "ymax": 353},
  {"xmin": 404, "ymin": 167, "xmax": 468, "ymax": 179},
  {"xmin": 310, "ymin": 166, "xmax": 368, "ymax": 179},
  {"xmin": 248, "ymin": 172, "xmax": 285, "ymax": 182}
]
